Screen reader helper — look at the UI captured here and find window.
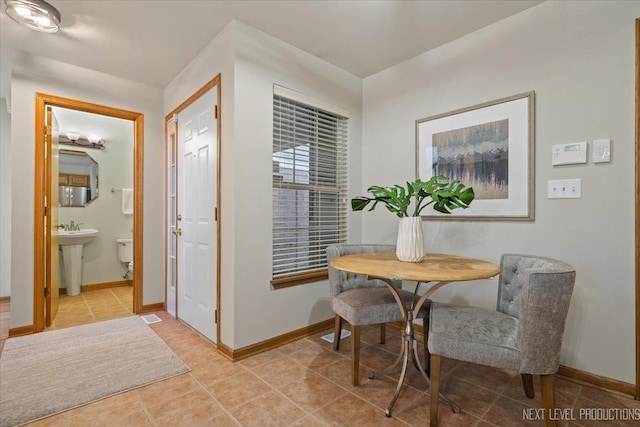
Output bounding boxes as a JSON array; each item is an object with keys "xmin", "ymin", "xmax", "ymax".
[{"xmin": 272, "ymin": 87, "xmax": 348, "ymax": 287}]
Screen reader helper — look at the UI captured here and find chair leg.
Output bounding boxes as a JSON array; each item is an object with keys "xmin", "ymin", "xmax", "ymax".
[
  {"xmin": 521, "ymin": 373, "xmax": 535, "ymax": 398},
  {"xmin": 380, "ymin": 323, "xmax": 386, "ymax": 344},
  {"xmin": 429, "ymin": 354, "xmax": 441, "ymax": 427},
  {"xmin": 333, "ymin": 315, "xmax": 342, "ymax": 351},
  {"xmin": 423, "ymin": 318, "xmax": 430, "ymax": 376},
  {"xmin": 541, "ymin": 374, "xmax": 556, "ymax": 427},
  {"xmin": 351, "ymin": 324, "xmax": 361, "ymax": 386}
]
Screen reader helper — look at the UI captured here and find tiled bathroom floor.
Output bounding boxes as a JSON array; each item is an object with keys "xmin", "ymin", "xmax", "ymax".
[
  {"xmin": 46, "ymin": 286, "xmax": 133, "ymax": 331},
  {"xmin": 1, "ymin": 294, "xmax": 639, "ymax": 426}
]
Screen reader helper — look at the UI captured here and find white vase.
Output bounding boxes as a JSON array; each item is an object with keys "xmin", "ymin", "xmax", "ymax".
[{"xmin": 396, "ymin": 216, "xmax": 425, "ymax": 262}]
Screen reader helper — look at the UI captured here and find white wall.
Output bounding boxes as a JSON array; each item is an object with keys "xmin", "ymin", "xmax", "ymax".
[
  {"xmin": 9, "ymin": 53, "xmax": 165, "ymax": 327},
  {"xmin": 362, "ymin": 1, "xmax": 638, "ymax": 383},
  {"xmin": 164, "ymin": 20, "xmax": 363, "ymax": 349},
  {"xmin": 232, "ymin": 21, "xmax": 362, "ymax": 348},
  {"xmin": 56, "ymin": 113, "xmax": 134, "ymax": 287},
  {"xmin": 0, "ymin": 97, "xmax": 11, "ymax": 297}
]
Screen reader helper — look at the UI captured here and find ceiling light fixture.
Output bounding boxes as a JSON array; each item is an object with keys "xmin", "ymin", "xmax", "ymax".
[
  {"xmin": 60, "ymin": 131, "xmax": 106, "ymax": 150},
  {"xmin": 4, "ymin": 0, "xmax": 60, "ymax": 33}
]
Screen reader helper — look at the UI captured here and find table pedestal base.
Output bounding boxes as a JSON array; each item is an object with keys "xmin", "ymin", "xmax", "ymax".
[{"xmin": 368, "ymin": 282, "xmax": 461, "ymax": 418}]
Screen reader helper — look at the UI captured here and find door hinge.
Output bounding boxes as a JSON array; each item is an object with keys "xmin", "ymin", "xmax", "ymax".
[
  {"xmin": 214, "ymin": 309, "xmax": 218, "ymax": 324},
  {"xmin": 44, "ymin": 287, "xmax": 50, "ymax": 297},
  {"xmin": 214, "ymin": 207, "xmax": 218, "ymax": 222},
  {"xmin": 44, "ymin": 206, "xmax": 49, "ymax": 216},
  {"xmin": 214, "ymin": 105, "xmax": 218, "ymax": 119}
]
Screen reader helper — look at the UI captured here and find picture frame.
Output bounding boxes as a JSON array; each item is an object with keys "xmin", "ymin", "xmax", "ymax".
[{"xmin": 416, "ymin": 91, "xmax": 535, "ymax": 221}]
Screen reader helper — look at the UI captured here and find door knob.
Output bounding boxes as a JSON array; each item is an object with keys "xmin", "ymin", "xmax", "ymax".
[
  {"xmin": 54, "ymin": 224, "xmax": 65, "ymax": 229},
  {"xmin": 172, "ymin": 228, "xmax": 182, "ymax": 236},
  {"xmin": 177, "ymin": 214, "xmax": 182, "ymax": 221}
]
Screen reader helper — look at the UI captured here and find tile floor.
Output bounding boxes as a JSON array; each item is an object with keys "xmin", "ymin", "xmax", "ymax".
[
  {"xmin": 47, "ymin": 286, "xmax": 134, "ymax": 331},
  {"xmin": 0, "ymin": 298, "xmax": 9, "ymax": 354},
  {"xmin": 1, "ymin": 290, "xmax": 639, "ymax": 426},
  {"xmin": 0, "ymin": 287, "xmax": 132, "ymax": 357}
]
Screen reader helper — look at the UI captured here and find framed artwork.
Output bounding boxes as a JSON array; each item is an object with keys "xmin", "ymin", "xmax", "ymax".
[{"xmin": 416, "ymin": 91, "xmax": 535, "ymax": 221}]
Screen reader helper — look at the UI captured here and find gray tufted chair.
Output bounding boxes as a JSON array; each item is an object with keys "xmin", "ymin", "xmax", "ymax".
[
  {"xmin": 427, "ymin": 254, "xmax": 576, "ymax": 427},
  {"xmin": 327, "ymin": 244, "xmax": 429, "ymax": 386}
]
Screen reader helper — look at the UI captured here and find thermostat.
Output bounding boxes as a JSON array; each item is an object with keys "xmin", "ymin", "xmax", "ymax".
[{"xmin": 552, "ymin": 142, "xmax": 587, "ymax": 166}]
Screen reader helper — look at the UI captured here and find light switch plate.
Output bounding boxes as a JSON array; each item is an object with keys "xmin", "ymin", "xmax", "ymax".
[{"xmin": 547, "ymin": 179, "xmax": 581, "ymax": 199}]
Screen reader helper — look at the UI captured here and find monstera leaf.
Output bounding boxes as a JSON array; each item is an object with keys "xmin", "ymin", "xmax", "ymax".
[{"xmin": 351, "ymin": 176, "xmax": 474, "ymax": 218}]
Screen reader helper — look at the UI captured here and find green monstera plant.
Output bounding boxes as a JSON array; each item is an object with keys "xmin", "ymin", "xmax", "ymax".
[{"xmin": 351, "ymin": 175, "xmax": 475, "ymax": 218}]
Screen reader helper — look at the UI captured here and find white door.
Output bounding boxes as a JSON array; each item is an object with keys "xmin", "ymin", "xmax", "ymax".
[{"xmin": 176, "ymin": 88, "xmax": 218, "ymax": 343}]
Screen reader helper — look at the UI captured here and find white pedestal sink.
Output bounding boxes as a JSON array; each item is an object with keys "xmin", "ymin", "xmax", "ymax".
[{"xmin": 58, "ymin": 229, "xmax": 99, "ymax": 296}]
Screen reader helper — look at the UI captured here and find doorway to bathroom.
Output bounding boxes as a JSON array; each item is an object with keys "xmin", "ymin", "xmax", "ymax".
[{"xmin": 33, "ymin": 93, "xmax": 144, "ymax": 332}]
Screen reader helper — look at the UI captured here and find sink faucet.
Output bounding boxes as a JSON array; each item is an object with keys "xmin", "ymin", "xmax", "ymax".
[{"xmin": 63, "ymin": 221, "xmax": 83, "ymax": 231}]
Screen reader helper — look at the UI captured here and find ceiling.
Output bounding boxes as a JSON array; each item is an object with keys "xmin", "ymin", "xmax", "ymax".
[{"xmin": 0, "ymin": 0, "xmax": 542, "ymax": 99}]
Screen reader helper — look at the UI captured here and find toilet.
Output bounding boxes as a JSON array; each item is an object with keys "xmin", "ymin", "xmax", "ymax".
[{"xmin": 117, "ymin": 238, "xmax": 133, "ymax": 279}]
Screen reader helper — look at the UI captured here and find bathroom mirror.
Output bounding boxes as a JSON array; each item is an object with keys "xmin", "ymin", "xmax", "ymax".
[{"xmin": 59, "ymin": 149, "xmax": 99, "ymax": 207}]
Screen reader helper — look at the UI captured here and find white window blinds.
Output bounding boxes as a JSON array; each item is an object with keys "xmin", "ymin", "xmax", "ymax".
[{"xmin": 272, "ymin": 92, "xmax": 348, "ymax": 284}]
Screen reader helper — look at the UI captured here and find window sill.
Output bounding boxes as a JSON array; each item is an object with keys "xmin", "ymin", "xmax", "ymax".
[{"xmin": 271, "ymin": 270, "xmax": 329, "ymax": 289}]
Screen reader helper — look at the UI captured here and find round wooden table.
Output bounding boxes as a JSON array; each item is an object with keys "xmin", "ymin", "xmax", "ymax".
[{"xmin": 330, "ymin": 252, "xmax": 501, "ymax": 417}]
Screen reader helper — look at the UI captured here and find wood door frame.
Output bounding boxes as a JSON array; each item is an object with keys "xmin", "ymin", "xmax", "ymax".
[
  {"xmin": 44, "ymin": 106, "xmax": 59, "ymax": 327},
  {"xmin": 635, "ymin": 18, "xmax": 640, "ymax": 400},
  {"xmin": 34, "ymin": 93, "xmax": 144, "ymax": 332},
  {"xmin": 164, "ymin": 74, "xmax": 221, "ymax": 345}
]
